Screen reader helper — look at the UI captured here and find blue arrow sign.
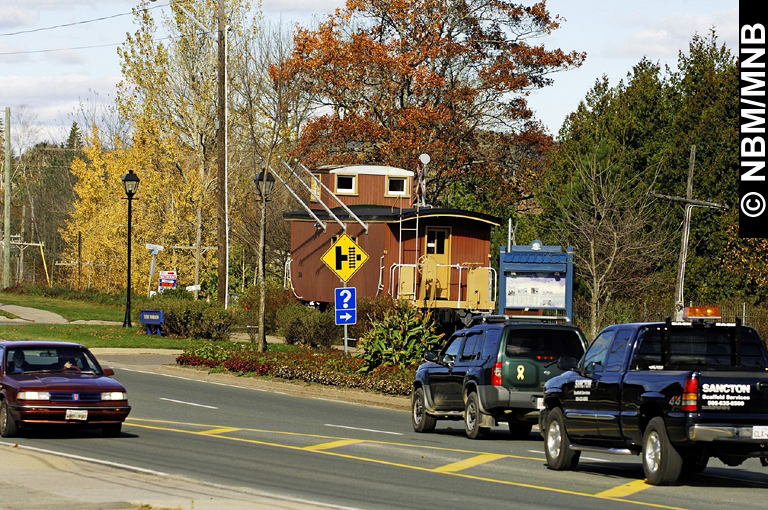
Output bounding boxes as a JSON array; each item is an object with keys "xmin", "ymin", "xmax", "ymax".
[
  {"xmin": 335, "ymin": 309, "xmax": 356, "ymax": 325},
  {"xmin": 335, "ymin": 287, "xmax": 357, "ymax": 325}
]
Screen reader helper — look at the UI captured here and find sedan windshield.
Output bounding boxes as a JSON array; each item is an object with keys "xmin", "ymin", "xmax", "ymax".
[{"xmin": 5, "ymin": 346, "xmax": 102, "ymax": 374}]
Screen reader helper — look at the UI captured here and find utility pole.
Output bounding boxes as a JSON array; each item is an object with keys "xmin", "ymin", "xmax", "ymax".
[
  {"xmin": 151, "ymin": 0, "xmax": 228, "ymax": 304},
  {"xmin": 216, "ymin": 0, "xmax": 228, "ymax": 306},
  {"xmin": 3, "ymin": 107, "xmax": 10, "ymax": 289},
  {"xmin": 651, "ymin": 145, "xmax": 728, "ymax": 320}
]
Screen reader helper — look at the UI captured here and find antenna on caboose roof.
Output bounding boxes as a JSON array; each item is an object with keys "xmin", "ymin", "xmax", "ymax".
[{"xmin": 418, "ymin": 153, "xmax": 430, "ymax": 208}]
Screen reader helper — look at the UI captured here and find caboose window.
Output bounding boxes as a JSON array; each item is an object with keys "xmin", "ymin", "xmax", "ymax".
[
  {"xmin": 335, "ymin": 175, "xmax": 356, "ymax": 194},
  {"xmin": 426, "ymin": 230, "xmax": 446, "ymax": 254},
  {"xmin": 386, "ymin": 177, "xmax": 407, "ymax": 196}
]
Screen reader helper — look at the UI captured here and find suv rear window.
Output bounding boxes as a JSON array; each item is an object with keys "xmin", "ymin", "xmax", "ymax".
[{"xmin": 504, "ymin": 328, "xmax": 585, "ymax": 361}]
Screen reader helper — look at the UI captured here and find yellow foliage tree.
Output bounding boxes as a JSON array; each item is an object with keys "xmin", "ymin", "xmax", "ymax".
[{"xmin": 61, "ymin": 120, "xmax": 218, "ymax": 295}]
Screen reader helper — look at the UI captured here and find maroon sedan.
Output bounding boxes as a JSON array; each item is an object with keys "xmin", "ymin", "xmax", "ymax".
[{"xmin": 0, "ymin": 341, "xmax": 131, "ymax": 437}]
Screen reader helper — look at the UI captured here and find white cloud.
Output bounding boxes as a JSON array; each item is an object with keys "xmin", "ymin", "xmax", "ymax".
[
  {"xmin": 0, "ymin": 43, "xmax": 32, "ymax": 63},
  {"xmin": 0, "ymin": 7, "xmax": 39, "ymax": 30},
  {"xmin": 1, "ymin": 74, "xmax": 121, "ymax": 133},
  {"xmin": 613, "ymin": 6, "xmax": 738, "ymax": 60},
  {"xmin": 45, "ymin": 49, "xmax": 88, "ymax": 66}
]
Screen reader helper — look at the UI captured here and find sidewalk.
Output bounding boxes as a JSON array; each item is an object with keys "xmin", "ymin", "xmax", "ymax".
[
  {"xmin": 0, "ymin": 303, "xmax": 120, "ymax": 326},
  {"xmin": 0, "ymin": 442, "xmax": 342, "ymax": 509}
]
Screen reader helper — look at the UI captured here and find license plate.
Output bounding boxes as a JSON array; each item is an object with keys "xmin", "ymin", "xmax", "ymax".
[
  {"xmin": 536, "ymin": 397, "xmax": 544, "ymax": 409},
  {"xmin": 752, "ymin": 426, "xmax": 768, "ymax": 439},
  {"xmin": 65, "ymin": 409, "xmax": 88, "ymax": 421}
]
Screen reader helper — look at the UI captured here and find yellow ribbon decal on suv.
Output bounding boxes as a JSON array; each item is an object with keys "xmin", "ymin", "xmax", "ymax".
[{"xmin": 517, "ymin": 365, "xmax": 525, "ymax": 380}]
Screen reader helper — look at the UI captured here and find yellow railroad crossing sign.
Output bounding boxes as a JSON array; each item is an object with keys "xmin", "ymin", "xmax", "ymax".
[{"xmin": 321, "ymin": 233, "xmax": 369, "ymax": 283}]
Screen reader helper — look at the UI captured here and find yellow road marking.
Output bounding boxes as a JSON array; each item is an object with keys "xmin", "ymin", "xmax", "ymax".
[
  {"xmin": 433, "ymin": 453, "xmax": 508, "ymax": 473},
  {"xmin": 123, "ymin": 418, "xmax": 684, "ymax": 509},
  {"xmin": 197, "ymin": 427, "xmax": 241, "ymax": 436},
  {"xmin": 303, "ymin": 439, "xmax": 366, "ymax": 451},
  {"xmin": 596, "ymin": 479, "xmax": 650, "ymax": 499}
]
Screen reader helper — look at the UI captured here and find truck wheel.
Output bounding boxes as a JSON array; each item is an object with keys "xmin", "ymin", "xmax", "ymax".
[
  {"xmin": 464, "ymin": 392, "xmax": 490, "ymax": 439},
  {"xmin": 0, "ymin": 401, "xmax": 19, "ymax": 438},
  {"xmin": 642, "ymin": 416, "xmax": 682, "ymax": 485},
  {"xmin": 544, "ymin": 407, "xmax": 579, "ymax": 470},
  {"xmin": 507, "ymin": 420, "xmax": 533, "ymax": 439},
  {"xmin": 411, "ymin": 387, "xmax": 436, "ymax": 433}
]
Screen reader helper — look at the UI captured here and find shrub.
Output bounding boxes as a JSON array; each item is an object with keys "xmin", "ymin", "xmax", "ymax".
[
  {"xmin": 276, "ymin": 302, "xmax": 341, "ymax": 347},
  {"xmin": 235, "ymin": 282, "xmax": 298, "ymax": 334},
  {"xmin": 349, "ymin": 295, "xmax": 398, "ymax": 341},
  {"xmin": 155, "ymin": 288, "xmax": 194, "ymax": 301},
  {"xmin": 151, "ymin": 298, "xmax": 233, "ymax": 340},
  {"xmin": 357, "ymin": 301, "xmax": 443, "ymax": 372},
  {"xmin": 175, "ymin": 343, "xmax": 415, "ymax": 396}
]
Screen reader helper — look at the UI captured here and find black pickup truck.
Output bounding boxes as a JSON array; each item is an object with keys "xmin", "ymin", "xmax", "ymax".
[{"xmin": 540, "ymin": 307, "xmax": 768, "ymax": 485}]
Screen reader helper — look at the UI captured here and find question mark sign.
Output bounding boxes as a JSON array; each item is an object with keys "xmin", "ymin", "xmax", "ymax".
[{"xmin": 340, "ymin": 289, "xmax": 352, "ymax": 309}]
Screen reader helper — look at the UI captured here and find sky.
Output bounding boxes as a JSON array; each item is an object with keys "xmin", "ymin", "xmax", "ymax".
[{"xmin": 0, "ymin": 0, "xmax": 740, "ymax": 154}]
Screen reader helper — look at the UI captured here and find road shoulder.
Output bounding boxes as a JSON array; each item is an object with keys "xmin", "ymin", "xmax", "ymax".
[{"xmin": 0, "ymin": 442, "xmax": 347, "ymax": 509}]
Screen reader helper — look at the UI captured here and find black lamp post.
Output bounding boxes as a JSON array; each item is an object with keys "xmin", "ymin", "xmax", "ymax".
[
  {"xmin": 254, "ymin": 169, "xmax": 275, "ymax": 352},
  {"xmin": 122, "ymin": 170, "xmax": 140, "ymax": 328}
]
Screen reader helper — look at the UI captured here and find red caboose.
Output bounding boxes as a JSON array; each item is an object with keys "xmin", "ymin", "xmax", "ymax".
[{"xmin": 283, "ymin": 165, "xmax": 500, "ymax": 326}]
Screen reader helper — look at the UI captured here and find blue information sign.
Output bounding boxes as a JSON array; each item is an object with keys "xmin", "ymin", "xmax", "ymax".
[{"xmin": 334, "ymin": 287, "xmax": 357, "ymax": 325}]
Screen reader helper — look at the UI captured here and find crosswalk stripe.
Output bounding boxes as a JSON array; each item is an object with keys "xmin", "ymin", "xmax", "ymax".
[
  {"xmin": 433, "ymin": 453, "xmax": 507, "ymax": 473},
  {"xmin": 595, "ymin": 479, "xmax": 650, "ymax": 498},
  {"xmin": 303, "ymin": 439, "xmax": 367, "ymax": 451}
]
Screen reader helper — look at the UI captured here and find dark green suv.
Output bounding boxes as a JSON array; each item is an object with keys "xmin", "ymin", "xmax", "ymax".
[{"xmin": 411, "ymin": 316, "xmax": 588, "ymax": 439}]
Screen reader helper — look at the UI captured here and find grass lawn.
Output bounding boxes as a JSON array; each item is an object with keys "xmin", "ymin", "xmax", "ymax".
[
  {"xmin": 0, "ymin": 292, "xmax": 123, "ymax": 322},
  {"xmin": 0, "ymin": 290, "xmax": 206, "ymax": 349},
  {"xmin": 0, "ymin": 324, "xmax": 202, "ymax": 349}
]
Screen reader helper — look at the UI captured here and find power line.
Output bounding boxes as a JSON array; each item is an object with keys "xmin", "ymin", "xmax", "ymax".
[
  {"xmin": 0, "ymin": 31, "xmax": 215, "ymax": 57},
  {"xmin": 0, "ymin": 41, "xmax": 127, "ymax": 56},
  {"xmin": 0, "ymin": 3, "xmax": 168, "ymax": 37}
]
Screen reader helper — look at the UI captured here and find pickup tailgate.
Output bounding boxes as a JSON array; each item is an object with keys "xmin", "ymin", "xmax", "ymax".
[{"xmin": 698, "ymin": 371, "xmax": 768, "ymax": 419}]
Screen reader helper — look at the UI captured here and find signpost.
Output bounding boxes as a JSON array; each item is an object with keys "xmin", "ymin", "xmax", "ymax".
[
  {"xmin": 322, "ymin": 234, "xmax": 368, "ymax": 355},
  {"xmin": 146, "ymin": 244, "xmax": 164, "ymax": 297},
  {"xmin": 335, "ymin": 287, "xmax": 356, "ymax": 355}
]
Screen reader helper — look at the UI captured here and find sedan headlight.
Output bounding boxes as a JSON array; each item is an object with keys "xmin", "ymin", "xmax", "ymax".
[
  {"xmin": 101, "ymin": 391, "xmax": 128, "ymax": 401},
  {"xmin": 17, "ymin": 391, "xmax": 51, "ymax": 400}
]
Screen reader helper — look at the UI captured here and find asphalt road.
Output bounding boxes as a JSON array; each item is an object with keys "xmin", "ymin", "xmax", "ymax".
[{"xmin": 3, "ymin": 353, "xmax": 768, "ymax": 509}]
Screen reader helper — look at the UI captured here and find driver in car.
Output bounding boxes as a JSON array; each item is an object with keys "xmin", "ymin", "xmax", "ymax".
[{"xmin": 11, "ymin": 350, "xmax": 29, "ymax": 373}]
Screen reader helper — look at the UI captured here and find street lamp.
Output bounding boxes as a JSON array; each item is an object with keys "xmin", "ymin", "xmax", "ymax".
[
  {"xmin": 254, "ymin": 169, "xmax": 275, "ymax": 352},
  {"xmin": 122, "ymin": 170, "xmax": 140, "ymax": 328},
  {"xmin": 255, "ymin": 169, "xmax": 275, "ymax": 197}
]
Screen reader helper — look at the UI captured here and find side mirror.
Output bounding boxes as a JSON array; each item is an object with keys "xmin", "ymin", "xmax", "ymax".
[
  {"xmin": 425, "ymin": 351, "xmax": 438, "ymax": 363},
  {"xmin": 103, "ymin": 368, "xmax": 115, "ymax": 377},
  {"xmin": 557, "ymin": 356, "xmax": 579, "ymax": 371}
]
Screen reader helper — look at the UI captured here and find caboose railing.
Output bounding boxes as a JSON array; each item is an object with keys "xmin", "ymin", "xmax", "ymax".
[{"xmin": 389, "ymin": 262, "xmax": 496, "ymax": 311}]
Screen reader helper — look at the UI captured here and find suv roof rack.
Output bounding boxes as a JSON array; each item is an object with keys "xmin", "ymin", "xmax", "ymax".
[{"xmin": 470, "ymin": 314, "xmax": 571, "ymax": 325}]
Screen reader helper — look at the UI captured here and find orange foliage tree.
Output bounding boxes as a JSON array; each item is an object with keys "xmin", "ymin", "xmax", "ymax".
[{"xmin": 287, "ymin": 0, "xmax": 585, "ymax": 208}]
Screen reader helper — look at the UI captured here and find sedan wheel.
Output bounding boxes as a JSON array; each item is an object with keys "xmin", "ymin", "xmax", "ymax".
[{"xmin": 0, "ymin": 401, "xmax": 19, "ymax": 438}]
